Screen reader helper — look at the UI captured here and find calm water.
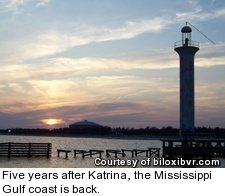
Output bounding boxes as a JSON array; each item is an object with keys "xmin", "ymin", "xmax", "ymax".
[{"xmin": 0, "ymin": 135, "xmax": 224, "ymax": 168}]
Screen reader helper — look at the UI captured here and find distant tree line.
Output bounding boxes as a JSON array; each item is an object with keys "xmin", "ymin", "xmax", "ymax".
[
  {"xmin": 0, "ymin": 126, "xmax": 225, "ymax": 137},
  {"xmin": 0, "ymin": 126, "xmax": 111, "ymax": 135},
  {"xmin": 112, "ymin": 126, "xmax": 225, "ymax": 137}
]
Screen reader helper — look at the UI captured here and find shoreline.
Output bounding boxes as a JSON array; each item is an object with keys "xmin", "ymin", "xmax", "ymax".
[{"xmin": 0, "ymin": 133, "xmax": 179, "ymax": 140}]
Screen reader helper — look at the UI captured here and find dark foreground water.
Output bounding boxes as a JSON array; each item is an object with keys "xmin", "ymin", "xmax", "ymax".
[{"xmin": 0, "ymin": 135, "xmax": 224, "ymax": 168}]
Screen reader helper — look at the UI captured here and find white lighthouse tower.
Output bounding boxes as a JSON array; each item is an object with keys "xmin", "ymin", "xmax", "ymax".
[{"xmin": 174, "ymin": 25, "xmax": 199, "ymax": 136}]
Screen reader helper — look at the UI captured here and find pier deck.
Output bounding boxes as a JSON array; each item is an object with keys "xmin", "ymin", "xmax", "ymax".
[{"xmin": 161, "ymin": 138, "xmax": 225, "ymax": 158}]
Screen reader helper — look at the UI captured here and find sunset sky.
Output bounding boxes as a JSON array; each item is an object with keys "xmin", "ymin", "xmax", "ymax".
[{"xmin": 0, "ymin": 0, "xmax": 225, "ymax": 129}]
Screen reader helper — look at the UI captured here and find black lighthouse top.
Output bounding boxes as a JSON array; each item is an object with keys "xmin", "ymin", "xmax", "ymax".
[
  {"xmin": 181, "ymin": 26, "xmax": 192, "ymax": 46},
  {"xmin": 181, "ymin": 26, "xmax": 192, "ymax": 33},
  {"xmin": 174, "ymin": 26, "xmax": 199, "ymax": 48}
]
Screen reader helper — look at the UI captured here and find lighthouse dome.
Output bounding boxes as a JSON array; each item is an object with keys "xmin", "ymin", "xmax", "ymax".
[{"xmin": 181, "ymin": 26, "xmax": 192, "ymax": 33}]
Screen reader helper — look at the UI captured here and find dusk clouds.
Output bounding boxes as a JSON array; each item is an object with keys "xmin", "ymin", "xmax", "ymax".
[{"xmin": 0, "ymin": 0, "xmax": 225, "ymax": 129}]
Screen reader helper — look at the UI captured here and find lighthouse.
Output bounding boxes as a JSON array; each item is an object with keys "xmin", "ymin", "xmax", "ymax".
[{"xmin": 174, "ymin": 25, "xmax": 199, "ymax": 136}]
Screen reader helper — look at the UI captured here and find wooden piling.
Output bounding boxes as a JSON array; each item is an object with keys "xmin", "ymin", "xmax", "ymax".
[
  {"xmin": 148, "ymin": 148, "xmax": 160, "ymax": 157},
  {"xmin": 57, "ymin": 149, "xmax": 72, "ymax": 159},
  {"xmin": 106, "ymin": 149, "xmax": 123, "ymax": 158},
  {"xmin": 74, "ymin": 150, "xmax": 88, "ymax": 158},
  {"xmin": 133, "ymin": 149, "xmax": 149, "ymax": 157},
  {"xmin": 89, "ymin": 149, "xmax": 104, "ymax": 158},
  {"xmin": 121, "ymin": 149, "xmax": 135, "ymax": 157},
  {"xmin": 74, "ymin": 149, "xmax": 104, "ymax": 158}
]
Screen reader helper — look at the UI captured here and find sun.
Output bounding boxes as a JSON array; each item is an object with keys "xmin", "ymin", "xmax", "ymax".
[
  {"xmin": 46, "ymin": 119, "xmax": 57, "ymax": 125},
  {"xmin": 41, "ymin": 118, "xmax": 64, "ymax": 127},
  {"xmin": 42, "ymin": 119, "xmax": 58, "ymax": 126}
]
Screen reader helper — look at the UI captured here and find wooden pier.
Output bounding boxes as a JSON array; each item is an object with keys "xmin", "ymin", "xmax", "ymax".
[
  {"xmin": 161, "ymin": 138, "xmax": 225, "ymax": 159},
  {"xmin": 0, "ymin": 142, "xmax": 52, "ymax": 158},
  {"xmin": 57, "ymin": 147, "xmax": 160, "ymax": 159}
]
